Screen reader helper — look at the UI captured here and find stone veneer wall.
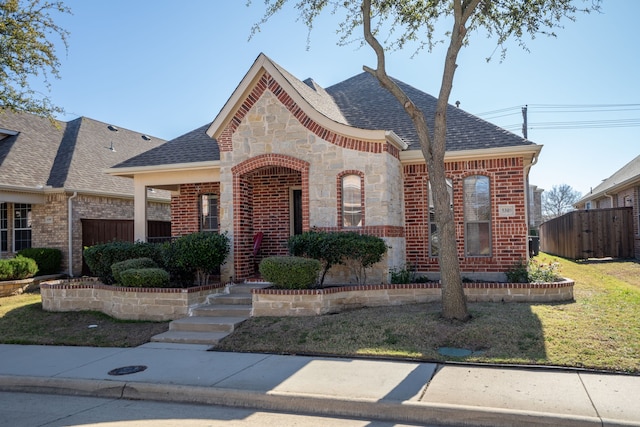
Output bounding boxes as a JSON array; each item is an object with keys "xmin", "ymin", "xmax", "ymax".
[
  {"xmin": 214, "ymin": 71, "xmax": 405, "ymax": 282},
  {"xmin": 251, "ymin": 280, "xmax": 575, "ymax": 316},
  {"xmin": 40, "ymin": 279, "xmax": 225, "ymax": 321}
]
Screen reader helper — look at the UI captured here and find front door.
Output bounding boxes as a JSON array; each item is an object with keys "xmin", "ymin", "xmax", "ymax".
[{"xmin": 291, "ymin": 188, "xmax": 303, "ymax": 235}]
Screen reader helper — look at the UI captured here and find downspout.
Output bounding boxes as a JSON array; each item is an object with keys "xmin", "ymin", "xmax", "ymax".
[
  {"xmin": 523, "ymin": 153, "xmax": 539, "ymax": 230},
  {"xmin": 68, "ymin": 191, "xmax": 78, "ymax": 277},
  {"xmin": 604, "ymin": 192, "xmax": 614, "ymax": 208},
  {"xmin": 523, "ymin": 153, "xmax": 539, "ymax": 260}
]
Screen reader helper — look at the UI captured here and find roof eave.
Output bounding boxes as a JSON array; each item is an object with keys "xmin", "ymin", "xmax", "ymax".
[
  {"xmin": 106, "ymin": 160, "xmax": 221, "ymax": 178},
  {"xmin": 400, "ymin": 144, "xmax": 543, "ymax": 164},
  {"xmin": 577, "ymin": 175, "xmax": 640, "ymax": 205}
]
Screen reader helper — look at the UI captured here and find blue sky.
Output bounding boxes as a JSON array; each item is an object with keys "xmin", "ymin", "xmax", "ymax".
[{"xmin": 41, "ymin": 1, "xmax": 639, "ymax": 197}]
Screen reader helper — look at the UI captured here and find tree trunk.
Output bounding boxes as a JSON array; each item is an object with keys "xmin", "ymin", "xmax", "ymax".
[{"xmin": 361, "ymin": 0, "xmax": 478, "ymax": 321}]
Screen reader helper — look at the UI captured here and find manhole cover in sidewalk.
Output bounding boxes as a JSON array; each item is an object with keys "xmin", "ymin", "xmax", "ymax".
[{"xmin": 108, "ymin": 365, "xmax": 147, "ymax": 376}]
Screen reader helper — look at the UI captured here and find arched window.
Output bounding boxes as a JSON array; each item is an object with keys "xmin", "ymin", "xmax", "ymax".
[
  {"xmin": 341, "ymin": 174, "xmax": 362, "ymax": 227},
  {"xmin": 464, "ymin": 175, "xmax": 491, "ymax": 256},
  {"xmin": 427, "ymin": 179, "xmax": 453, "ymax": 257}
]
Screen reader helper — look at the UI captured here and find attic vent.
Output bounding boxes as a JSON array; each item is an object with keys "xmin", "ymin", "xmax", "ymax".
[
  {"xmin": 108, "ymin": 125, "xmax": 118, "ymax": 132},
  {"xmin": 141, "ymin": 135, "xmax": 151, "ymax": 141}
]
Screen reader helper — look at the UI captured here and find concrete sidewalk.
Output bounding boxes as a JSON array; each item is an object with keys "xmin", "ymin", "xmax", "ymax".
[{"xmin": 0, "ymin": 343, "xmax": 638, "ymax": 427}]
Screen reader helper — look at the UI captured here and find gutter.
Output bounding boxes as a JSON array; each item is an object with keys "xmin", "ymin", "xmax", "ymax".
[
  {"xmin": 523, "ymin": 150, "xmax": 540, "ymax": 247},
  {"xmin": 67, "ymin": 192, "xmax": 78, "ymax": 277}
]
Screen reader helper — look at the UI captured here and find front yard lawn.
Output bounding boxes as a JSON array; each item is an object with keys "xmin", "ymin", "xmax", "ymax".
[
  {"xmin": 217, "ymin": 254, "xmax": 640, "ymax": 373},
  {"xmin": 1, "ymin": 253, "xmax": 638, "ymax": 373}
]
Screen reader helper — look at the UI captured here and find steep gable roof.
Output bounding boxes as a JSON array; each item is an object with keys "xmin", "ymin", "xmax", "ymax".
[
  {"xmin": 0, "ymin": 110, "xmax": 167, "ymax": 196},
  {"xmin": 110, "ymin": 53, "xmax": 536, "ymax": 171},
  {"xmin": 577, "ymin": 154, "xmax": 640, "ymax": 204}
]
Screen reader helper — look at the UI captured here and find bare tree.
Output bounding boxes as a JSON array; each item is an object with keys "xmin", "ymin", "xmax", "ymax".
[
  {"xmin": 0, "ymin": 0, "xmax": 71, "ymax": 119},
  {"xmin": 543, "ymin": 184, "xmax": 582, "ymax": 220},
  {"xmin": 249, "ymin": 0, "xmax": 600, "ymax": 321}
]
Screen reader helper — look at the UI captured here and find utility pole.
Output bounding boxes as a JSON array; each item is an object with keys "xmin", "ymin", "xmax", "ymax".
[{"xmin": 521, "ymin": 105, "xmax": 528, "ymax": 139}]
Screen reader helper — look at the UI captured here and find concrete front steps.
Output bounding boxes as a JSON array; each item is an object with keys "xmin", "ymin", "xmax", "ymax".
[{"xmin": 150, "ymin": 282, "xmax": 270, "ymax": 346}]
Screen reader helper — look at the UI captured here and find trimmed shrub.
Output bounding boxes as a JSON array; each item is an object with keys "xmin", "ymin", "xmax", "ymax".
[
  {"xmin": 288, "ymin": 230, "xmax": 387, "ymax": 285},
  {"xmin": 169, "ymin": 232, "xmax": 230, "ymax": 286},
  {"xmin": 111, "ymin": 257, "xmax": 158, "ymax": 285},
  {"xmin": 259, "ymin": 256, "xmax": 321, "ymax": 289},
  {"xmin": 288, "ymin": 230, "xmax": 348, "ymax": 285},
  {"xmin": 160, "ymin": 240, "xmax": 195, "ymax": 286},
  {"xmin": 83, "ymin": 241, "xmax": 163, "ymax": 285},
  {"xmin": 119, "ymin": 268, "xmax": 170, "ymax": 288},
  {"xmin": 0, "ymin": 256, "xmax": 38, "ymax": 280},
  {"xmin": 341, "ymin": 233, "xmax": 388, "ymax": 285},
  {"xmin": 17, "ymin": 248, "xmax": 62, "ymax": 275}
]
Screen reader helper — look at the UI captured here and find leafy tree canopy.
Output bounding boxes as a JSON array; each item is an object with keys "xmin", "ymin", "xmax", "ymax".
[{"xmin": 0, "ymin": 0, "xmax": 71, "ymax": 119}]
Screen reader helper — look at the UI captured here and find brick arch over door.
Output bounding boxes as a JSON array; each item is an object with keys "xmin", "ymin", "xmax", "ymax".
[{"xmin": 231, "ymin": 154, "xmax": 310, "ymax": 280}]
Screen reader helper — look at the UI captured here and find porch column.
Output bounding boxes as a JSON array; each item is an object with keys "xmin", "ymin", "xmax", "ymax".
[{"xmin": 133, "ymin": 178, "xmax": 148, "ymax": 242}]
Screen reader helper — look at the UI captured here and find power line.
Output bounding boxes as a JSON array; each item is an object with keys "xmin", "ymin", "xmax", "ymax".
[{"xmin": 475, "ymin": 103, "xmax": 640, "ymax": 134}]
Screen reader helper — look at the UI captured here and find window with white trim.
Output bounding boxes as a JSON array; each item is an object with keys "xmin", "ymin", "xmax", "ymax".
[
  {"xmin": 428, "ymin": 179, "xmax": 453, "ymax": 257},
  {"xmin": 200, "ymin": 194, "xmax": 218, "ymax": 232},
  {"xmin": 13, "ymin": 203, "xmax": 31, "ymax": 251},
  {"xmin": 342, "ymin": 174, "xmax": 362, "ymax": 227},
  {"xmin": 0, "ymin": 203, "xmax": 7, "ymax": 252},
  {"xmin": 464, "ymin": 176, "xmax": 491, "ymax": 256}
]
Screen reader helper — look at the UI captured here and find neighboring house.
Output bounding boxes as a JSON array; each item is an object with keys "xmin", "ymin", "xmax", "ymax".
[
  {"xmin": 529, "ymin": 185, "xmax": 544, "ymax": 231},
  {"xmin": 109, "ymin": 53, "xmax": 542, "ymax": 284},
  {"xmin": 574, "ymin": 154, "xmax": 640, "ymax": 258},
  {"xmin": 0, "ymin": 111, "xmax": 171, "ymax": 276}
]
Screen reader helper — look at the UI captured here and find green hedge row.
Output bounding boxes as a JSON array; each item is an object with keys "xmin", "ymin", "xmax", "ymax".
[{"xmin": 83, "ymin": 232, "xmax": 230, "ymax": 287}]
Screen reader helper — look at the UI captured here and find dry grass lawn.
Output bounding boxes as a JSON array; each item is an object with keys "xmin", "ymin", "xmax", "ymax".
[{"xmin": 217, "ymin": 254, "xmax": 640, "ymax": 373}]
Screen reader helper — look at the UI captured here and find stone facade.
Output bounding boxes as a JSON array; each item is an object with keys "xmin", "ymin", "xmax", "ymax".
[{"xmin": 168, "ymin": 71, "xmax": 407, "ymax": 284}]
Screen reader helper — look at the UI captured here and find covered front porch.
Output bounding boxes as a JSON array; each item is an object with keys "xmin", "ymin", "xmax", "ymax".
[{"xmin": 122, "ymin": 153, "xmax": 309, "ymax": 283}]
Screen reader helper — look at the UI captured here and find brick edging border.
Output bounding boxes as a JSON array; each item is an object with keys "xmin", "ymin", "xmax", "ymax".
[{"xmin": 252, "ymin": 279, "xmax": 575, "ymax": 295}]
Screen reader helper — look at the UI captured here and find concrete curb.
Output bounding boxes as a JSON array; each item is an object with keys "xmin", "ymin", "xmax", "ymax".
[{"xmin": 2, "ymin": 374, "xmax": 631, "ymax": 427}]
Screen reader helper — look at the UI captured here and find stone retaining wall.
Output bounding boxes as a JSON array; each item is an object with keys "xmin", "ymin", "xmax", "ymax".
[
  {"xmin": 40, "ymin": 279, "xmax": 226, "ymax": 321},
  {"xmin": 0, "ymin": 275, "xmax": 63, "ymax": 297},
  {"xmin": 251, "ymin": 280, "xmax": 575, "ymax": 316}
]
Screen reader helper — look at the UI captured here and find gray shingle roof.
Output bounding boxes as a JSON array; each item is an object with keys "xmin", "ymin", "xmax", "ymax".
[
  {"xmin": 110, "ymin": 55, "xmax": 532, "ymax": 169},
  {"xmin": 325, "ymin": 72, "xmax": 532, "ymax": 151},
  {"xmin": 114, "ymin": 123, "xmax": 218, "ymax": 168},
  {"xmin": 0, "ymin": 110, "xmax": 166, "ymax": 196}
]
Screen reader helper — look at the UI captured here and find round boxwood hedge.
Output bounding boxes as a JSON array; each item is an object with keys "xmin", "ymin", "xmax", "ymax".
[
  {"xmin": 111, "ymin": 257, "xmax": 158, "ymax": 285},
  {"xmin": 259, "ymin": 256, "xmax": 321, "ymax": 289}
]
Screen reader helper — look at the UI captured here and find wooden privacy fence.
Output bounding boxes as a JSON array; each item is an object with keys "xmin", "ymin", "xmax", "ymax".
[
  {"xmin": 81, "ymin": 219, "xmax": 171, "ymax": 275},
  {"xmin": 539, "ymin": 207, "xmax": 633, "ymax": 259}
]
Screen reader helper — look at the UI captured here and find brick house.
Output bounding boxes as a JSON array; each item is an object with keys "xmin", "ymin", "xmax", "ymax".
[
  {"xmin": 0, "ymin": 111, "xmax": 171, "ymax": 276},
  {"xmin": 574, "ymin": 154, "xmax": 640, "ymax": 259},
  {"xmin": 110, "ymin": 53, "xmax": 541, "ymax": 284}
]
